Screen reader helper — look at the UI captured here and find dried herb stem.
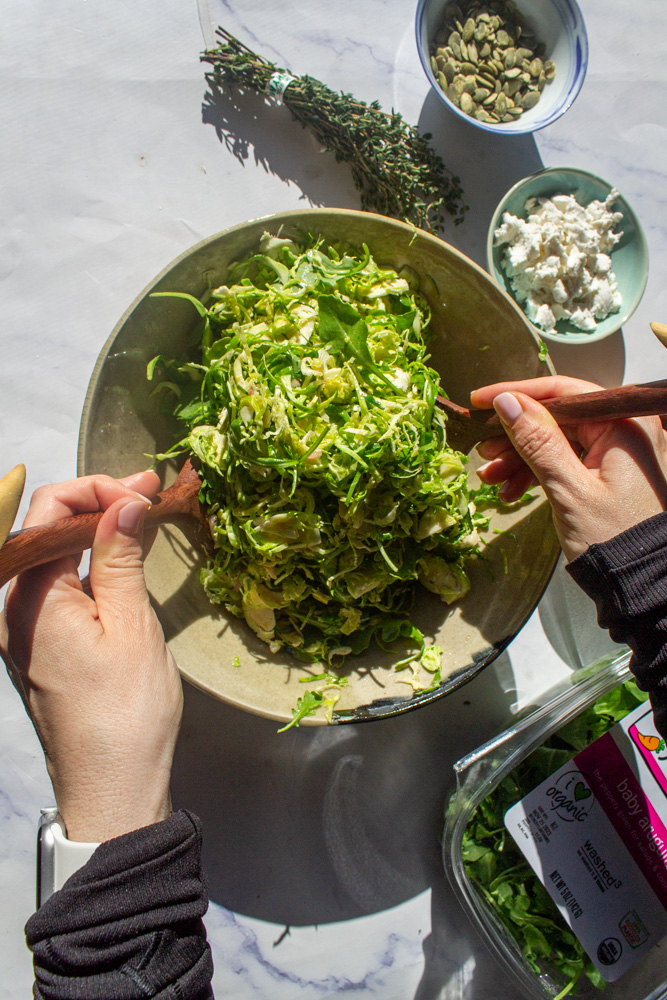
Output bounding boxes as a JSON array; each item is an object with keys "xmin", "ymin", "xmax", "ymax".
[{"xmin": 201, "ymin": 28, "xmax": 467, "ymax": 232}]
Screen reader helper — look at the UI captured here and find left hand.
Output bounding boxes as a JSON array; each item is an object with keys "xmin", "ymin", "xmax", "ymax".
[{"xmin": 0, "ymin": 471, "xmax": 183, "ymax": 843}]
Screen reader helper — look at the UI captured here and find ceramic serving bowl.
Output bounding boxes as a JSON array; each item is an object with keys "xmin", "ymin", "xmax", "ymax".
[
  {"xmin": 79, "ymin": 209, "xmax": 560, "ymax": 726},
  {"xmin": 487, "ymin": 166, "xmax": 649, "ymax": 344},
  {"xmin": 415, "ymin": 0, "xmax": 588, "ymax": 135}
]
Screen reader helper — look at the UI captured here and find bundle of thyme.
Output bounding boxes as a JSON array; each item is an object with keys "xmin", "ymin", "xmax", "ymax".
[{"xmin": 201, "ymin": 29, "xmax": 467, "ymax": 233}]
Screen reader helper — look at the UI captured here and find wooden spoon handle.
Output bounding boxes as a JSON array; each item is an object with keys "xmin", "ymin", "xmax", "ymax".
[
  {"xmin": 0, "ymin": 468, "xmax": 203, "ymax": 590},
  {"xmin": 542, "ymin": 380, "xmax": 667, "ymax": 423},
  {"xmin": 439, "ymin": 379, "xmax": 667, "ymax": 440}
]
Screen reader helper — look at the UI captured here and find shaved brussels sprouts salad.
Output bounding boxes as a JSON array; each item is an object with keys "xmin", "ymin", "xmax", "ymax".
[{"xmin": 148, "ymin": 233, "xmax": 501, "ymax": 705}]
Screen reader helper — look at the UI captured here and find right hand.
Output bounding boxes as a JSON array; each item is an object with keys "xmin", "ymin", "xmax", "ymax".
[
  {"xmin": 470, "ymin": 376, "xmax": 667, "ymax": 561},
  {"xmin": 0, "ymin": 471, "xmax": 183, "ymax": 843}
]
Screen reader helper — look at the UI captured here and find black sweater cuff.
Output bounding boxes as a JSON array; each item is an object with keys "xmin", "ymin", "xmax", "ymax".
[
  {"xmin": 567, "ymin": 511, "xmax": 667, "ymax": 739},
  {"xmin": 26, "ymin": 809, "xmax": 213, "ymax": 999}
]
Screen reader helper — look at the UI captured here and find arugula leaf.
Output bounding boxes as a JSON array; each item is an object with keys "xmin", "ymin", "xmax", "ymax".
[
  {"xmin": 471, "ymin": 481, "xmax": 534, "ymax": 510},
  {"xmin": 277, "ymin": 690, "xmax": 323, "ymax": 732},
  {"xmin": 538, "ymin": 339, "xmax": 549, "ymax": 365},
  {"xmin": 150, "ymin": 290, "xmax": 209, "ymax": 317},
  {"xmin": 317, "ymin": 294, "xmax": 396, "ymax": 390}
]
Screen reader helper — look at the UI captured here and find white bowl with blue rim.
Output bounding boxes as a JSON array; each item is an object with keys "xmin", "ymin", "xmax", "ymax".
[
  {"xmin": 486, "ymin": 167, "xmax": 649, "ymax": 344},
  {"xmin": 415, "ymin": 0, "xmax": 588, "ymax": 135}
]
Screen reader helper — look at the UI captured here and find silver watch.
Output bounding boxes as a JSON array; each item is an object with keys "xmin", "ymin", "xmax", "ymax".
[{"xmin": 37, "ymin": 808, "xmax": 99, "ymax": 907}]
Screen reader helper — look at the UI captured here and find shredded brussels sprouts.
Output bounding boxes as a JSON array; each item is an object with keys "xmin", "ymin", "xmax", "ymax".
[{"xmin": 149, "ymin": 233, "xmax": 493, "ymax": 672}]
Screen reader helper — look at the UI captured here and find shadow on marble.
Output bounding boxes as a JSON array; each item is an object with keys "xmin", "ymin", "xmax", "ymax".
[
  {"xmin": 415, "ymin": 865, "xmax": 518, "ymax": 1000},
  {"xmin": 539, "ymin": 555, "xmax": 623, "ymax": 672},
  {"xmin": 170, "ymin": 653, "xmax": 516, "ymax": 928},
  {"xmin": 202, "ymin": 84, "xmax": 361, "ymax": 210},
  {"xmin": 543, "ymin": 328, "xmax": 626, "ymax": 386},
  {"xmin": 417, "ymin": 90, "xmax": 544, "ymax": 267}
]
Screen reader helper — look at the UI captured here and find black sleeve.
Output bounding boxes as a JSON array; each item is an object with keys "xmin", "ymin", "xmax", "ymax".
[
  {"xmin": 567, "ymin": 511, "xmax": 667, "ymax": 739},
  {"xmin": 25, "ymin": 809, "xmax": 214, "ymax": 999}
]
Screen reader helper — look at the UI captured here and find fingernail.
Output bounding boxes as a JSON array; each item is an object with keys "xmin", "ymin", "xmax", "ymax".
[
  {"xmin": 117, "ymin": 499, "xmax": 148, "ymax": 535},
  {"xmin": 136, "ymin": 493, "xmax": 153, "ymax": 506},
  {"xmin": 476, "ymin": 461, "xmax": 493, "ymax": 477},
  {"xmin": 494, "ymin": 392, "xmax": 523, "ymax": 426}
]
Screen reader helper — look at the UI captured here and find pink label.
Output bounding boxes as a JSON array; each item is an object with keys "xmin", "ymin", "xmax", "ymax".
[
  {"xmin": 576, "ymin": 733, "xmax": 667, "ymax": 907},
  {"xmin": 628, "ymin": 707, "xmax": 667, "ymax": 797}
]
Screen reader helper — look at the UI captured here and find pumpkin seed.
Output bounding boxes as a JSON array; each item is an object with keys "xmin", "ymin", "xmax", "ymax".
[
  {"xmin": 430, "ymin": 0, "xmax": 555, "ymax": 124},
  {"xmin": 520, "ymin": 90, "xmax": 540, "ymax": 110}
]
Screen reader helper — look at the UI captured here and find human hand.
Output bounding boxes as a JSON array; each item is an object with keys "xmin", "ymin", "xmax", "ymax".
[
  {"xmin": 471, "ymin": 376, "xmax": 667, "ymax": 561},
  {"xmin": 0, "ymin": 471, "xmax": 183, "ymax": 842}
]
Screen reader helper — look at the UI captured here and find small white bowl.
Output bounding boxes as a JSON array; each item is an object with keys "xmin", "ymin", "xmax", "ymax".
[
  {"xmin": 415, "ymin": 0, "xmax": 589, "ymax": 135},
  {"xmin": 486, "ymin": 167, "xmax": 649, "ymax": 344}
]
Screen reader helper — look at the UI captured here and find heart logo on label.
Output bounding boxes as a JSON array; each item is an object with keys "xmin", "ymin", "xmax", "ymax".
[{"xmin": 574, "ymin": 782, "xmax": 591, "ymax": 801}]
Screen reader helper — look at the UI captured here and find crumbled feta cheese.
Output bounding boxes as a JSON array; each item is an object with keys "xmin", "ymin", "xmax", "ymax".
[{"xmin": 495, "ymin": 190, "xmax": 624, "ymax": 333}]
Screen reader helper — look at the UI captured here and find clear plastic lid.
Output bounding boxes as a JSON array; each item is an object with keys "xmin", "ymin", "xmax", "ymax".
[{"xmin": 444, "ymin": 649, "xmax": 667, "ymax": 1000}]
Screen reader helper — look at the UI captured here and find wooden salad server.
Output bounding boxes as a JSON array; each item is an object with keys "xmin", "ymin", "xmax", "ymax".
[
  {"xmin": 651, "ymin": 321, "xmax": 667, "ymax": 348},
  {"xmin": 0, "ymin": 459, "xmax": 205, "ymax": 590},
  {"xmin": 436, "ymin": 378, "xmax": 667, "ymax": 450},
  {"xmin": 0, "ymin": 464, "xmax": 26, "ymax": 549},
  {"xmin": 2, "ymin": 378, "xmax": 667, "ymax": 589}
]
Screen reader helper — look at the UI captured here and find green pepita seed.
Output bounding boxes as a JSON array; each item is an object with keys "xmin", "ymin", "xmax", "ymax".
[
  {"xmin": 520, "ymin": 90, "xmax": 540, "ymax": 110},
  {"xmin": 463, "ymin": 17, "xmax": 476, "ymax": 41},
  {"xmin": 431, "ymin": 0, "xmax": 555, "ymax": 123}
]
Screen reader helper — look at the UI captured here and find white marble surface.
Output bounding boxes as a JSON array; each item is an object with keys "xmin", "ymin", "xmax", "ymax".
[{"xmin": 1, "ymin": 0, "xmax": 665, "ymax": 996}]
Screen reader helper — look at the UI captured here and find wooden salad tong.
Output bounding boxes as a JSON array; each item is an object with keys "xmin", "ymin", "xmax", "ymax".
[
  {"xmin": 2, "ymin": 378, "xmax": 667, "ymax": 589},
  {"xmin": 435, "ymin": 377, "xmax": 667, "ymax": 448}
]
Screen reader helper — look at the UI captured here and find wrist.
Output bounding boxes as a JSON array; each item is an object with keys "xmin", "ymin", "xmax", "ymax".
[
  {"xmin": 57, "ymin": 791, "xmax": 173, "ymax": 843},
  {"xmin": 47, "ymin": 751, "xmax": 175, "ymax": 842}
]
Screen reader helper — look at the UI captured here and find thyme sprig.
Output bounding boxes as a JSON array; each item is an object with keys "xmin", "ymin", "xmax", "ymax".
[{"xmin": 201, "ymin": 28, "xmax": 467, "ymax": 233}]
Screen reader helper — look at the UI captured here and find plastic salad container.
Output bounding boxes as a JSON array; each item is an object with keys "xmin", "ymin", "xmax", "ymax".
[{"xmin": 445, "ymin": 649, "xmax": 667, "ymax": 999}]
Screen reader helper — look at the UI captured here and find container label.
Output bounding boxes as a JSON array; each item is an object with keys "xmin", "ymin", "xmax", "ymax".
[{"xmin": 505, "ymin": 701, "xmax": 667, "ymax": 981}]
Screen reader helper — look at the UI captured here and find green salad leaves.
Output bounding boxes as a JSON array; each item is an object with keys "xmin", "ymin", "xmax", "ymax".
[
  {"xmin": 149, "ymin": 233, "xmax": 494, "ymax": 682},
  {"xmin": 462, "ymin": 679, "xmax": 649, "ymax": 997}
]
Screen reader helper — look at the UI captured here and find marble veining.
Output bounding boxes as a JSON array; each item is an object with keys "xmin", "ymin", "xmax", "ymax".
[{"xmin": 2, "ymin": 0, "xmax": 666, "ymax": 996}]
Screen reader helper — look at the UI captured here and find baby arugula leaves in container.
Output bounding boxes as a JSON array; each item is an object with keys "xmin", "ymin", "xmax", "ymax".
[{"xmin": 462, "ymin": 679, "xmax": 649, "ymax": 997}]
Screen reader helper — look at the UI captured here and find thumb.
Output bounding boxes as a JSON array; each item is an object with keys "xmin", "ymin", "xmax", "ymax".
[
  {"xmin": 89, "ymin": 497, "xmax": 152, "ymax": 623},
  {"xmin": 493, "ymin": 391, "xmax": 586, "ymax": 497}
]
